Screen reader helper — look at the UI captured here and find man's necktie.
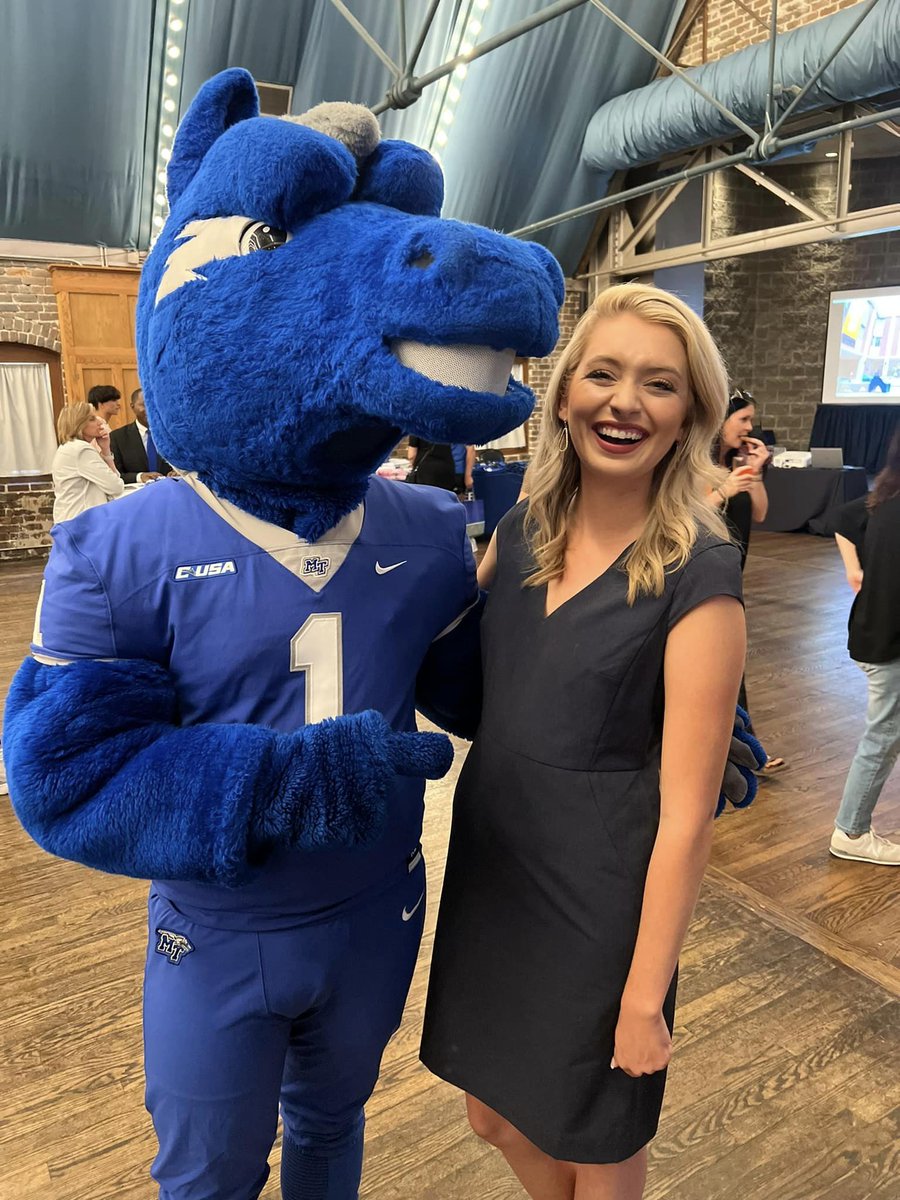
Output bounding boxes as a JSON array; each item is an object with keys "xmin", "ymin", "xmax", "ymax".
[{"xmin": 146, "ymin": 430, "xmax": 159, "ymax": 473}]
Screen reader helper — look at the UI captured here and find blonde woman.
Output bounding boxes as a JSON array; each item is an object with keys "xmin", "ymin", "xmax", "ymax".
[
  {"xmin": 52, "ymin": 402, "xmax": 124, "ymax": 523},
  {"xmin": 421, "ymin": 284, "xmax": 745, "ymax": 1200}
]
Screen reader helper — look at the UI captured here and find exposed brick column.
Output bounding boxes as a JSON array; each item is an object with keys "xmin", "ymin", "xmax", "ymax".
[{"xmin": 0, "ymin": 481, "xmax": 54, "ymax": 561}]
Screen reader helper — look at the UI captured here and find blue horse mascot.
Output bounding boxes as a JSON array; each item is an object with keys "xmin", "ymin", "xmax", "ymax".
[{"xmin": 3, "ymin": 69, "xmax": 564, "ymax": 1200}]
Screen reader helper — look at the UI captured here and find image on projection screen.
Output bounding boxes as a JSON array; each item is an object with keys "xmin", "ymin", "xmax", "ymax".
[{"xmin": 822, "ymin": 286, "xmax": 900, "ymax": 404}]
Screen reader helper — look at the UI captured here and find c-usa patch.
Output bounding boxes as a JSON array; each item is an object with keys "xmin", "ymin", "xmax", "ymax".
[{"xmin": 155, "ymin": 927, "xmax": 195, "ymax": 965}]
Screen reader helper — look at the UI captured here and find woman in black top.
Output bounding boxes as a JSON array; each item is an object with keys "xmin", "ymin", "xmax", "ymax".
[
  {"xmin": 830, "ymin": 428, "xmax": 900, "ymax": 866},
  {"xmin": 422, "ymin": 284, "xmax": 745, "ymax": 1198},
  {"xmin": 709, "ymin": 390, "xmax": 785, "ymax": 768},
  {"xmin": 406, "ymin": 436, "xmax": 456, "ymax": 490},
  {"xmin": 710, "ymin": 389, "xmax": 769, "ymax": 566}
]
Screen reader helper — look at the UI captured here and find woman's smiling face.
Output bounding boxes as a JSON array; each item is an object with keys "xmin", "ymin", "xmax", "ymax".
[{"xmin": 559, "ymin": 313, "xmax": 691, "ymax": 484}]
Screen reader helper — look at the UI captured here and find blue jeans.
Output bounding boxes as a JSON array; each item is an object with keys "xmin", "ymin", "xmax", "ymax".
[{"xmin": 835, "ymin": 658, "xmax": 900, "ymax": 835}]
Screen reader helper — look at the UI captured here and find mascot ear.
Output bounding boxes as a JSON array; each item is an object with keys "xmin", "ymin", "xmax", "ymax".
[
  {"xmin": 167, "ymin": 68, "xmax": 260, "ymax": 207},
  {"xmin": 356, "ymin": 140, "xmax": 444, "ymax": 217}
]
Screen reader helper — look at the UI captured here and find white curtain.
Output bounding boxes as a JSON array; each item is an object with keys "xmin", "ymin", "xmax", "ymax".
[
  {"xmin": 482, "ymin": 425, "xmax": 528, "ymax": 452},
  {"xmin": 0, "ymin": 363, "xmax": 57, "ymax": 475}
]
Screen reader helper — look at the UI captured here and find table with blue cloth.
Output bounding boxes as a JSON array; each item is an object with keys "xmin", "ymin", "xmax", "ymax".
[
  {"xmin": 472, "ymin": 461, "xmax": 528, "ymax": 537},
  {"xmin": 757, "ymin": 466, "xmax": 869, "ymax": 536}
]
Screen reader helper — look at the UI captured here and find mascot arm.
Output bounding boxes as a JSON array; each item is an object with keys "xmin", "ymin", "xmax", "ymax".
[
  {"xmin": 4, "ymin": 657, "xmax": 452, "ymax": 885},
  {"xmin": 415, "ymin": 592, "xmax": 485, "ymax": 741}
]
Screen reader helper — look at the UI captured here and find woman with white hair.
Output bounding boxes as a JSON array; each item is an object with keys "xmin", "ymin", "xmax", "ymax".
[
  {"xmin": 51, "ymin": 401, "xmax": 124, "ymax": 523},
  {"xmin": 422, "ymin": 284, "xmax": 745, "ymax": 1199}
]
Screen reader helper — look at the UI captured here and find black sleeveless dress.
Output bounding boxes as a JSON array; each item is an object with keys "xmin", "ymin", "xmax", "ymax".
[{"xmin": 421, "ymin": 503, "xmax": 742, "ymax": 1164}]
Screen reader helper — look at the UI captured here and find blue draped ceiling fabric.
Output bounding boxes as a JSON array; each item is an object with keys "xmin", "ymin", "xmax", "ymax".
[{"xmin": 0, "ymin": 0, "xmax": 685, "ymax": 272}]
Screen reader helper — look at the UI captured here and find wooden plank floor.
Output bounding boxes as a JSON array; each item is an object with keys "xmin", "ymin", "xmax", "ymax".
[{"xmin": 1, "ymin": 533, "xmax": 897, "ymax": 1199}]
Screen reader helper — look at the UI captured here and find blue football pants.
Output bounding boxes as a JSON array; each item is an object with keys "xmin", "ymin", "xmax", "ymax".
[{"xmin": 143, "ymin": 856, "xmax": 426, "ymax": 1200}]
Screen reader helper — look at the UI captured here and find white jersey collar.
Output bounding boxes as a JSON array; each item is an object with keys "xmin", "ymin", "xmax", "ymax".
[{"xmin": 179, "ymin": 472, "xmax": 365, "ymax": 591}]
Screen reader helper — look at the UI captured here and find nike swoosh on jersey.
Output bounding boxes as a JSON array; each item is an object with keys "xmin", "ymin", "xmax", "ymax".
[
  {"xmin": 402, "ymin": 891, "xmax": 425, "ymax": 921},
  {"xmin": 375, "ymin": 560, "xmax": 407, "ymax": 574}
]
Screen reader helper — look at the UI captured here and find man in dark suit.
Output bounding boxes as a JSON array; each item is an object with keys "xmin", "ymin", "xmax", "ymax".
[{"xmin": 111, "ymin": 388, "xmax": 175, "ymax": 483}]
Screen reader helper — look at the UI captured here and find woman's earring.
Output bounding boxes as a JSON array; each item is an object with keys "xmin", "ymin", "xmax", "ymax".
[{"xmin": 556, "ymin": 422, "xmax": 570, "ymax": 454}]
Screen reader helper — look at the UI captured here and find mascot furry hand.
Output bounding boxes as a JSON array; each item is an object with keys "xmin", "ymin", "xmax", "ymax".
[{"xmin": 4, "ymin": 70, "xmax": 563, "ymax": 888}]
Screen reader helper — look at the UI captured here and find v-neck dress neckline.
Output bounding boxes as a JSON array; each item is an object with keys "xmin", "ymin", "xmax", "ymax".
[{"xmin": 543, "ymin": 541, "xmax": 635, "ymax": 620}]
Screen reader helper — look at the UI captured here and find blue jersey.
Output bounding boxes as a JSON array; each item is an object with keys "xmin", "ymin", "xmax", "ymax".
[{"xmin": 33, "ymin": 474, "xmax": 475, "ymax": 925}]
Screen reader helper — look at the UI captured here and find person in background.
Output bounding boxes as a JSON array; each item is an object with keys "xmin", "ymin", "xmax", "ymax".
[
  {"xmin": 87, "ymin": 384, "xmax": 122, "ymax": 476},
  {"xmin": 111, "ymin": 388, "xmax": 174, "ymax": 483},
  {"xmin": 451, "ymin": 443, "xmax": 476, "ymax": 494},
  {"xmin": 422, "ymin": 283, "xmax": 745, "ymax": 1200},
  {"xmin": 407, "ymin": 436, "xmax": 456, "ymax": 491},
  {"xmin": 710, "ymin": 389, "xmax": 769, "ymax": 567},
  {"xmin": 831, "ymin": 427, "xmax": 900, "ymax": 866},
  {"xmin": 51, "ymin": 402, "xmax": 125, "ymax": 523},
  {"xmin": 710, "ymin": 388, "xmax": 783, "ymax": 771}
]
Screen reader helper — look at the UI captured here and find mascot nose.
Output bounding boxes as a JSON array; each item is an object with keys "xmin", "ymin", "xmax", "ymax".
[{"xmin": 524, "ymin": 241, "xmax": 566, "ymax": 308}]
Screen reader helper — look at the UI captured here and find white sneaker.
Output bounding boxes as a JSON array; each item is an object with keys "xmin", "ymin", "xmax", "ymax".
[{"xmin": 829, "ymin": 827, "xmax": 900, "ymax": 866}]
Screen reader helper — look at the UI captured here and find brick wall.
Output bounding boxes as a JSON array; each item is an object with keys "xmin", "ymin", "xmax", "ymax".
[
  {"xmin": 0, "ymin": 262, "xmax": 61, "ymax": 354},
  {"xmin": 523, "ymin": 283, "xmax": 587, "ymax": 455},
  {"xmin": 680, "ymin": 0, "xmax": 861, "ymax": 66},
  {"xmin": 0, "ymin": 481, "xmax": 54, "ymax": 561},
  {"xmin": 703, "ymin": 156, "xmax": 900, "ymax": 448},
  {"xmin": 0, "ymin": 261, "xmax": 62, "ymax": 559}
]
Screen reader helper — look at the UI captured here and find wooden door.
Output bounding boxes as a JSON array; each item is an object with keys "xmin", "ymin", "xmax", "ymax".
[{"xmin": 50, "ymin": 265, "xmax": 141, "ymax": 431}]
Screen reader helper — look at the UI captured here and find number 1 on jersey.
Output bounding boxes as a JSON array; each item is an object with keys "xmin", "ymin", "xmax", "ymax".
[{"xmin": 290, "ymin": 613, "xmax": 343, "ymax": 722}]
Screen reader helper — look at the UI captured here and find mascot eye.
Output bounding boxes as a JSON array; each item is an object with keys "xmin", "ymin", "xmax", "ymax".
[{"xmin": 239, "ymin": 222, "xmax": 290, "ymax": 254}]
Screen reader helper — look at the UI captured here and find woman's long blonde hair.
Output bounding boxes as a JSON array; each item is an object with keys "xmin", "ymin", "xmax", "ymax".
[
  {"xmin": 57, "ymin": 402, "xmax": 96, "ymax": 443},
  {"xmin": 525, "ymin": 283, "xmax": 730, "ymax": 603}
]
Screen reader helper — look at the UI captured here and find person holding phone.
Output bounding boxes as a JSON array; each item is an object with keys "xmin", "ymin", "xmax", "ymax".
[
  {"xmin": 709, "ymin": 389, "xmax": 783, "ymax": 769},
  {"xmin": 710, "ymin": 389, "xmax": 769, "ymax": 567}
]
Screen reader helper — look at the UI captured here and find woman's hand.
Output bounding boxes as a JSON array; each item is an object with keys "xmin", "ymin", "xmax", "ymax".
[
  {"xmin": 719, "ymin": 468, "xmax": 758, "ymax": 500},
  {"xmin": 846, "ymin": 568, "xmax": 864, "ymax": 593},
  {"xmin": 611, "ymin": 1004, "xmax": 672, "ymax": 1077},
  {"xmin": 741, "ymin": 436, "xmax": 770, "ymax": 473}
]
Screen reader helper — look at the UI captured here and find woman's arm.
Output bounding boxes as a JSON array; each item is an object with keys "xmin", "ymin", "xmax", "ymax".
[
  {"xmin": 79, "ymin": 444, "xmax": 126, "ymax": 498},
  {"xmin": 613, "ymin": 594, "xmax": 745, "ymax": 1077},
  {"xmin": 835, "ymin": 532, "xmax": 863, "ymax": 593},
  {"xmin": 743, "ymin": 438, "xmax": 769, "ymax": 523},
  {"xmin": 464, "ymin": 445, "xmax": 476, "ymax": 489},
  {"xmin": 94, "ymin": 418, "xmax": 121, "ymax": 475},
  {"xmin": 748, "ymin": 478, "xmax": 768, "ymax": 523},
  {"xmin": 476, "ymin": 529, "xmax": 499, "ymax": 589}
]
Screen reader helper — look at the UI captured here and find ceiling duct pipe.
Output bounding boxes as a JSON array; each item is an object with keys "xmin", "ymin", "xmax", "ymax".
[{"xmin": 581, "ymin": 0, "xmax": 900, "ymax": 173}]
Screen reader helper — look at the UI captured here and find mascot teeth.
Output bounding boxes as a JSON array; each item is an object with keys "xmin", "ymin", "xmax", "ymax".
[{"xmin": 391, "ymin": 341, "xmax": 516, "ymax": 396}]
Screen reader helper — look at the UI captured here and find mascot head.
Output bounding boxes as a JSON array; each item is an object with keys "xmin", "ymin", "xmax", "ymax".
[{"xmin": 137, "ymin": 68, "xmax": 564, "ymax": 536}]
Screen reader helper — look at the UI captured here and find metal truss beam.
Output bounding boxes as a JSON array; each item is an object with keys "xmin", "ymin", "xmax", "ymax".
[
  {"xmin": 587, "ymin": 0, "xmax": 759, "ymax": 143},
  {"xmin": 372, "ymin": 0, "xmax": 592, "ymax": 115},
  {"xmin": 601, "ymin": 202, "xmax": 900, "ymax": 275},
  {"xmin": 729, "ymin": 158, "xmax": 835, "ymax": 227},
  {"xmin": 619, "ymin": 150, "xmax": 707, "ymax": 253},
  {"xmin": 511, "ymin": 99, "xmax": 900, "ymax": 239},
  {"xmin": 764, "ymin": 0, "xmax": 881, "ymax": 145},
  {"xmin": 328, "ymin": 0, "xmax": 401, "ymax": 79},
  {"xmin": 855, "ymin": 100, "xmax": 900, "ymax": 138}
]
